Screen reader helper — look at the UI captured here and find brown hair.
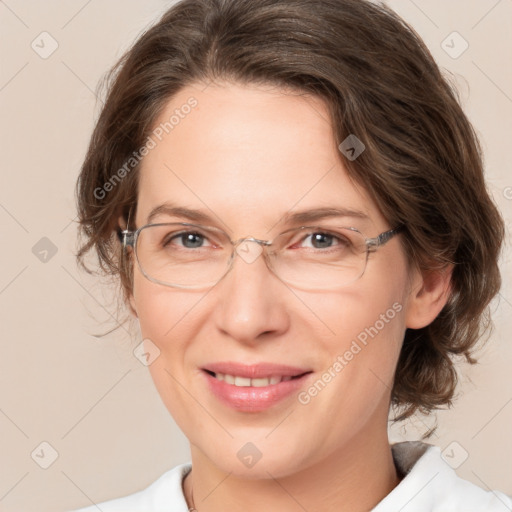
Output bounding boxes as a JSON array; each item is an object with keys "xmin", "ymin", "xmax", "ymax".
[{"xmin": 76, "ymin": 0, "xmax": 504, "ymax": 421}]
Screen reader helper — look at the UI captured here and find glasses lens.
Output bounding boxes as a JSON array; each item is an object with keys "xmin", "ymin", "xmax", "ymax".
[
  {"xmin": 135, "ymin": 224, "xmax": 231, "ymax": 288},
  {"xmin": 269, "ymin": 226, "xmax": 368, "ymax": 290},
  {"xmin": 134, "ymin": 224, "xmax": 369, "ymax": 290}
]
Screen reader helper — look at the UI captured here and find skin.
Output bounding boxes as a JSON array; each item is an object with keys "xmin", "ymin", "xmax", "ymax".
[{"xmin": 126, "ymin": 81, "xmax": 452, "ymax": 512}]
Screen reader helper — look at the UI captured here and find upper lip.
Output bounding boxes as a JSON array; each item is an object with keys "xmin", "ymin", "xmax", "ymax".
[{"xmin": 202, "ymin": 362, "xmax": 311, "ymax": 379}]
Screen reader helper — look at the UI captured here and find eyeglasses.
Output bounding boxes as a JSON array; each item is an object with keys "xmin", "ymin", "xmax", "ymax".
[{"xmin": 119, "ymin": 221, "xmax": 403, "ymax": 290}]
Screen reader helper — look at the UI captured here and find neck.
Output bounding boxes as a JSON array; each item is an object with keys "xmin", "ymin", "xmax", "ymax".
[{"xmin": 183, "ymin": 424, "xmax": 399, "ymax": 512}]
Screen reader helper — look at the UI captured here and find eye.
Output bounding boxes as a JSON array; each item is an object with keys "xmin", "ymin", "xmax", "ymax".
[
  {"xmin": 304, "ymin": 232, "xmax": 336, "ymax": 249},
  {"xmin": 164, "ymin": 231, "xmax": 213, "ymax": 249},
  {"xmin": 299, "ymin": 231, "xmax": 349, "ymax": 250}
]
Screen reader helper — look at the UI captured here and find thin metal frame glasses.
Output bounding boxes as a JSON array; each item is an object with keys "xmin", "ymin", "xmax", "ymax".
[{"xmin": 120, "ymin": 219, "xmax": 403, "ymax": 291}]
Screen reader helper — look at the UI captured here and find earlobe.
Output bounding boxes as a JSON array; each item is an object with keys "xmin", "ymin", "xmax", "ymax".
[
  {"xmin": 405, "ymin": 265, "xmax": 453, "ymax": 329},
  {"xmin": 128, "ymin": 293, "xmax": 138, "ymax": 318},
  {"xmin": 117, "ymin": 213, "xmax": 128, "ymax": 232}
]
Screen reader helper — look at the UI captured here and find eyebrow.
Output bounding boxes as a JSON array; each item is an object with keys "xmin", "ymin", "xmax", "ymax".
[
  {"xmin": 147, "ymin": 203, "xmax": 215, "ymax": 225},
  {"xmin": 146, "ymin": 202, "xmax": 370, "ymax": 227},
  {"xmin": 280, "ymin": 207, "xmax": 369, "ymax": 225}
]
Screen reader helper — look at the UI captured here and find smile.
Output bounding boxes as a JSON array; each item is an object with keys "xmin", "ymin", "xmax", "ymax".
[
  {"xmin": 201, "ymin": 363, "xmax": 313, "ymax": 412},
  {"xmin": 208, "ymin": 372, "xmax": 298, "ymax": 387}
]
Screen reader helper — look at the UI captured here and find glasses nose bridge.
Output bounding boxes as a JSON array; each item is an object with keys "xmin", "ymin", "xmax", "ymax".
[
  {"xmin": 228, "ymin": 236, "xmax": 274, "ymax": 271},
  {"xmin": 232, "ymin": 236, "xmax": 272, "ymax": 250}
]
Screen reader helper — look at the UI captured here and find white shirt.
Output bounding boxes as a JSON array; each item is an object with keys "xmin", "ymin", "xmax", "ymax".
[{"xmin": 72, "ymin": 441, "xmax": 512, "ymax": 511}]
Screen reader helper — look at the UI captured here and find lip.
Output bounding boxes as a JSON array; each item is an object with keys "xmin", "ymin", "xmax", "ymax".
[
  {"xmin": 202, "ymin": 362, "xmax": 312, "ymax": 412},
  {"xmin": 203, "ymin": 362, "xmax": 310, "ymax": 379}
]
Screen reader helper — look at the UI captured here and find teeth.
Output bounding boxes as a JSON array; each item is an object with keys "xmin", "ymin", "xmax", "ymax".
[
  {"xmin": 234, "ymin": 376, "xmax": 251, "ymax": 387},
  {"xmin": 252, "ymin": 377, "xmax": 272, "ymax": 387},
  {"xmin": 214, "ymin": 373, "xmax": 296, "ymax": 387}
]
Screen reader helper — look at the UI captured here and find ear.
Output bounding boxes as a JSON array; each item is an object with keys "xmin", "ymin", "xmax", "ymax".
[
  {"xmin": 117, "ymin": 212, "xmax": 128, "ymax": 232},
  {"xmin": 405, "ymin": 264, "xmax": 453, "ymax": 329},
  {"xmin": 128, "ymin": 293, "xmax": 138, "ymax": 318}
]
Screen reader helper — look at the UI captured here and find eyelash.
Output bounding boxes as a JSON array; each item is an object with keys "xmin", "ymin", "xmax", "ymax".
[{"xmin": 163, "ymin": 229, "xmax": 352, "ymax": 251}]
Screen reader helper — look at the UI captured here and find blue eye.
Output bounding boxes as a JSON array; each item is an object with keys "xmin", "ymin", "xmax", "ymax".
[
  {"xmin": 179, "ymin": 232, "xmax": 205, "ymax": 248},
  {"xmin": 309, "ymin": 232, "xmax": 335, "ymax": 249},
  {"xmin": 163, "ymin": 231, "xmax": 211, "ymax": 249},
  {"xmin": 300, "ymin": 232, "xmax": 348, "ymax": 249}
]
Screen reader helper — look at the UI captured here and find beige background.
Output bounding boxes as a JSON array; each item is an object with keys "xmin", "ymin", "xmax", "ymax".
[{"xmin": 0, "ymin": 1, "xmax": 511, "ymax": 510}]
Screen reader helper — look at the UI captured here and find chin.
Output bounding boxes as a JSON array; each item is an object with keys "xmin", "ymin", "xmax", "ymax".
[{"xmin": 194, "ymin": 434, "xmax": 312, "ymax": 480}]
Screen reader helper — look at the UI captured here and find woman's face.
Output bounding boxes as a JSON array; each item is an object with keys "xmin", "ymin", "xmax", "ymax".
[{"xmin": 130, "ymin": 81, "xmax": 416, "ymax": 478}]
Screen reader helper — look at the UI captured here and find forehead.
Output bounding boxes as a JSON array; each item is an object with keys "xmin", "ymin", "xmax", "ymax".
[{"xmin": 136, "ymin": 81, "xmax": 384, "ymax": 233}]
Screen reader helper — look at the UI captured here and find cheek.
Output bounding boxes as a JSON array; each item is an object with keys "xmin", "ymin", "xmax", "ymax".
[
  {"xmin": 299, "ymin": 289, "xmax": 405, "ymax": 402},
  {"xmin": 132, "ymin": 275, "xmax": 210, "ymax": 426},
  {"xmin": 292, "ymin": 263, "xmax": 408, "ymax": 401},
  {"xmin": 284, "ymin": 285, "xmax": 406, "ymax": 465},
  {"xmin": 132, "ymin": 271, "xmax": 204, "ymax": 341},
  {"xmin": 293, "ymin": 273, "xmax": 406, "ymax": 351}
]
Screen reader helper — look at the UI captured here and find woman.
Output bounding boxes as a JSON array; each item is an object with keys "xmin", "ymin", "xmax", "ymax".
[{"xmin": 72, "ymin": 0, "xmax": 511, "ymax": 510}]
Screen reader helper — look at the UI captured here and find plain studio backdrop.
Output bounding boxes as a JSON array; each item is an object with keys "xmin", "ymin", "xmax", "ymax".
[{"xmin": 0, "ymin": 1, "xmax": 511, "ymax": 511}]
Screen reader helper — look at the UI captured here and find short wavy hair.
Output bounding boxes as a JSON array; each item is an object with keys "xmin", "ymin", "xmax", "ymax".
[{"xmin": 76, "ymin": 0, "xmax": 504, "ymax": 421}]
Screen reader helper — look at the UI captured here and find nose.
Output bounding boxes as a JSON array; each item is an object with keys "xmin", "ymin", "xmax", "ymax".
[{"xmin": 212, "ymin": 239, "xmax": 290, "ymax": 345}]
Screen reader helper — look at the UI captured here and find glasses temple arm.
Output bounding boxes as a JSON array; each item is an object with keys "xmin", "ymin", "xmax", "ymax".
[{"xmin": 367, "ymin": 224, "xmax": 405, "ymax": 249}]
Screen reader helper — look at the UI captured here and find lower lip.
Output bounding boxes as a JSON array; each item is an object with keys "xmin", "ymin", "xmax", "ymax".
[{"xmin": 203, "ymin": 371, "xmax": 311, "ymax": 412}]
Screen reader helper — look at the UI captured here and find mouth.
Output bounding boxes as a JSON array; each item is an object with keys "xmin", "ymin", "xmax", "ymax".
[
  {"xmin": 203, "ymin": 370, "xmax": 309, "ymax": 387},
  {"xmin": 201, "ymin": 362, "xmax": 313, "ymax": 411}
]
